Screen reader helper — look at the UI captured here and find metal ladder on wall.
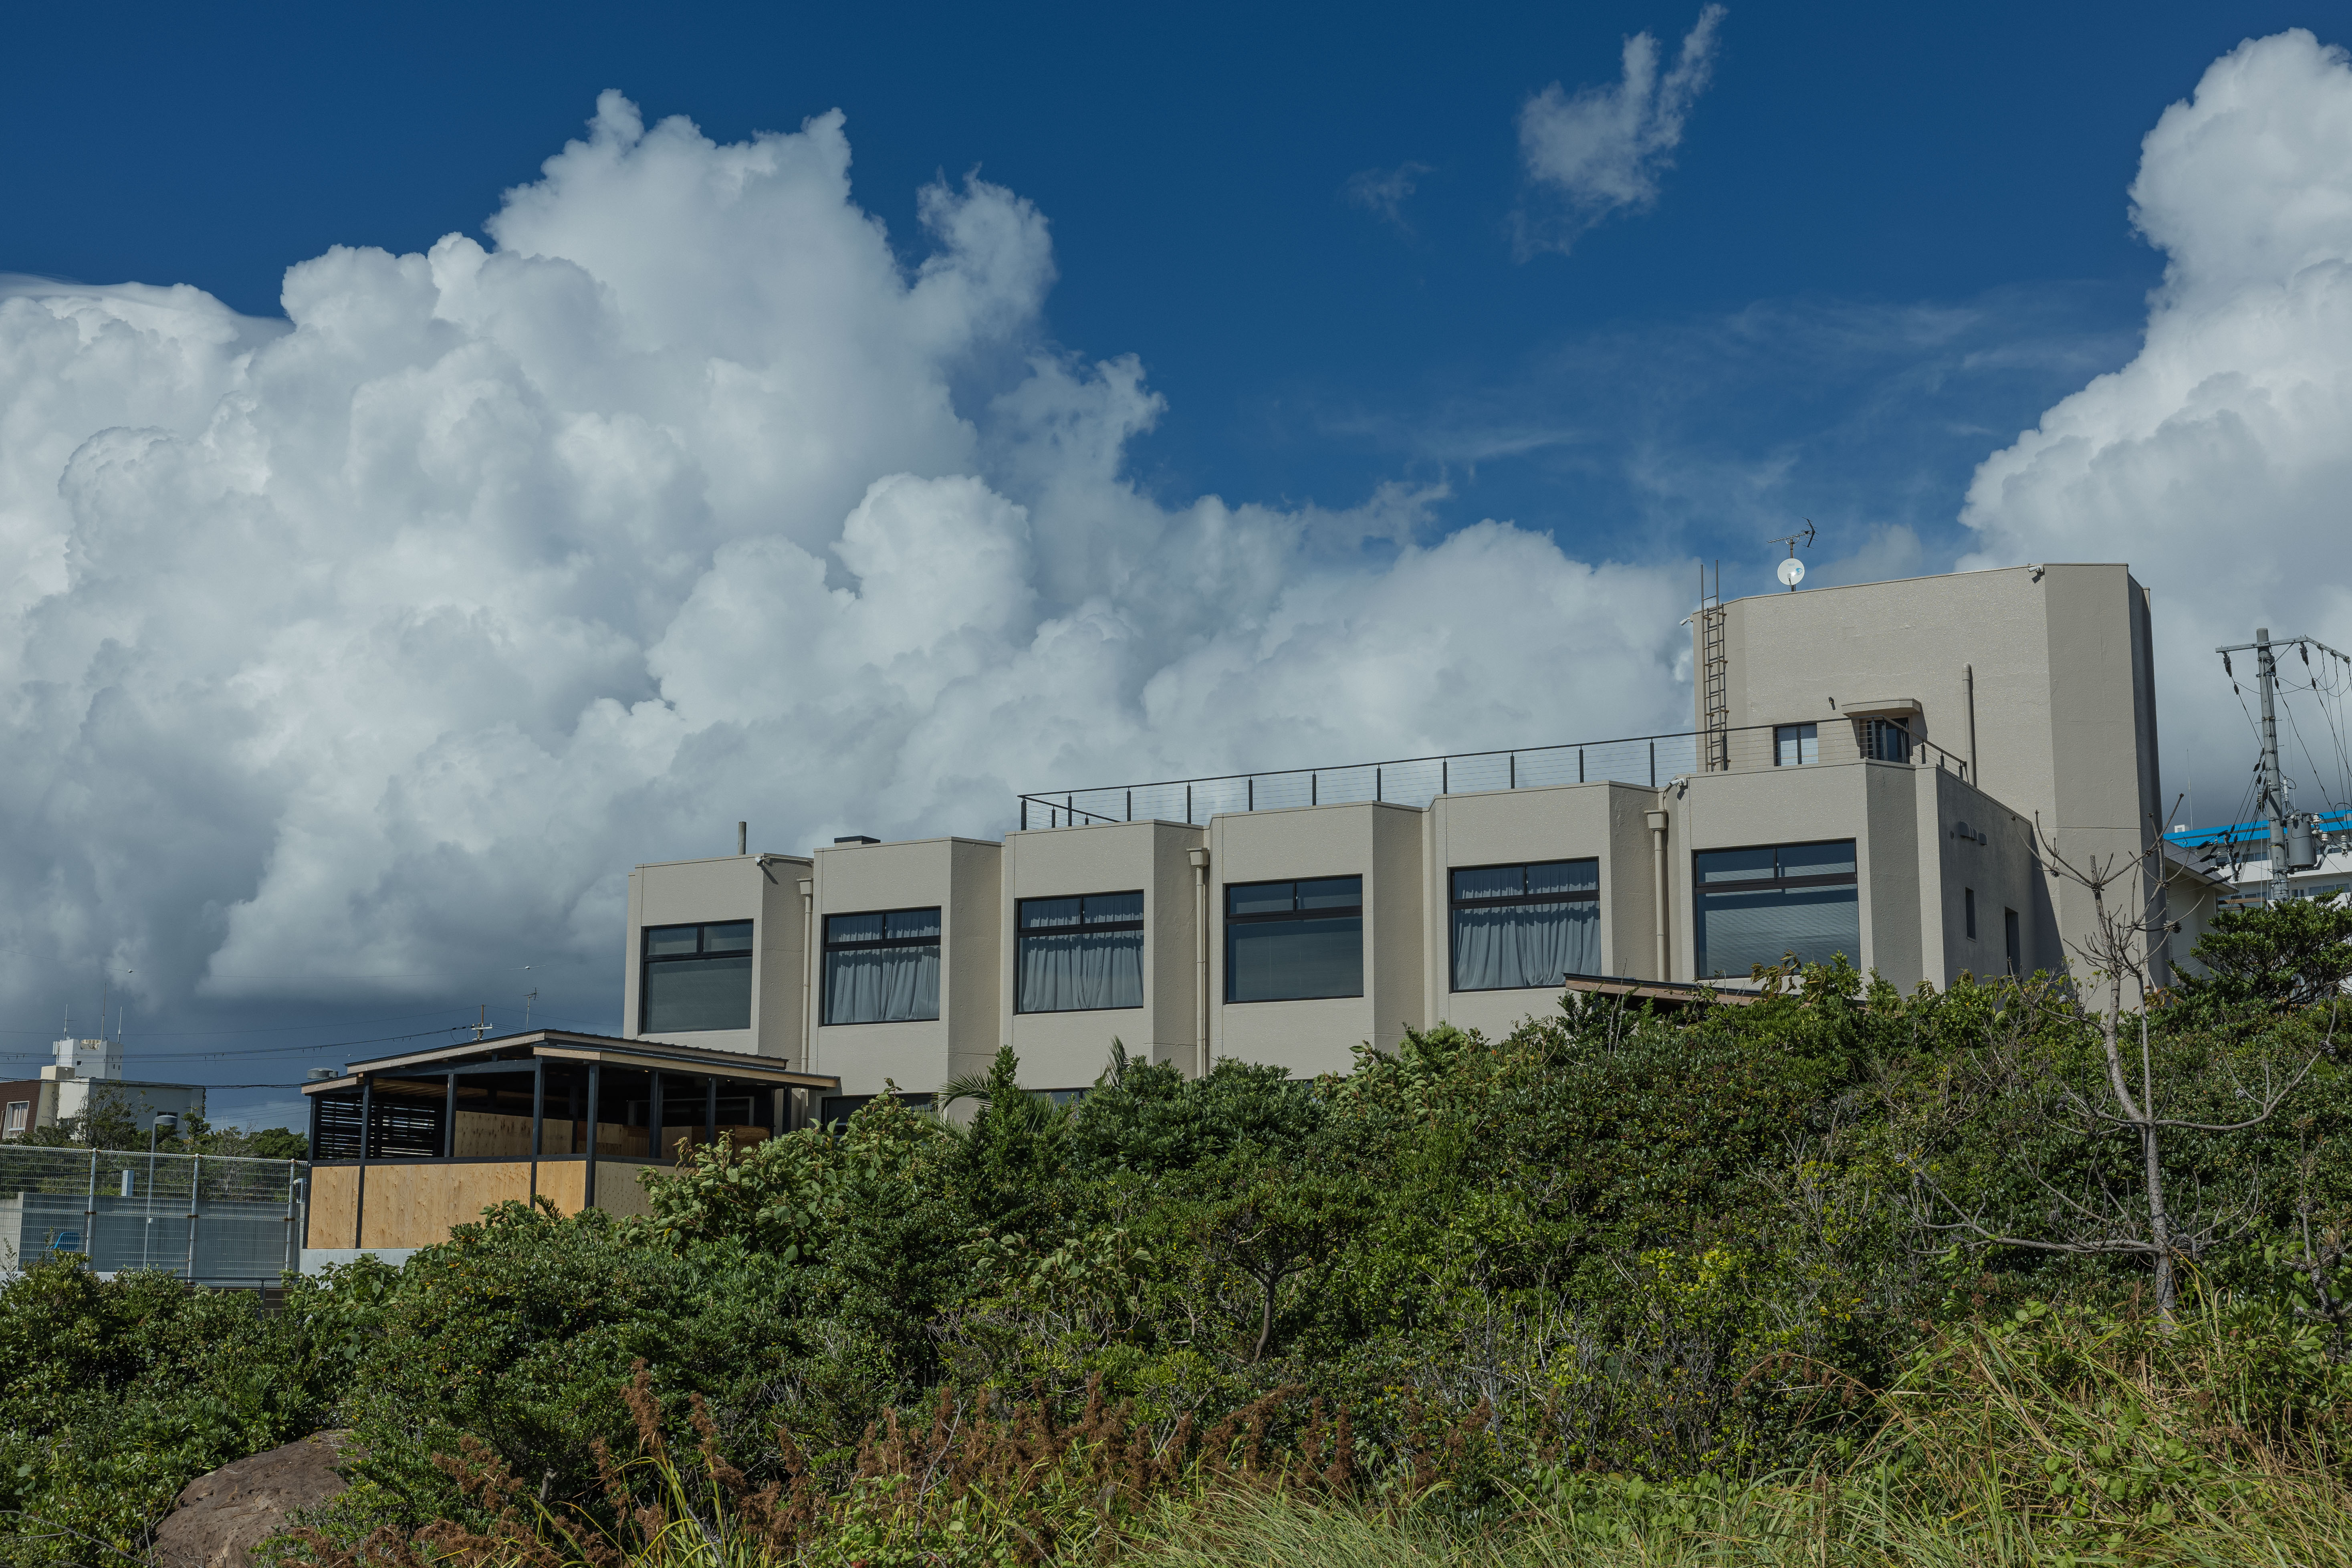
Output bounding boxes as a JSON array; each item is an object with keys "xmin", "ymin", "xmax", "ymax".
[{"xmin": 1699, "ymin": 562, "xmax": 1729, "ymax": 771}]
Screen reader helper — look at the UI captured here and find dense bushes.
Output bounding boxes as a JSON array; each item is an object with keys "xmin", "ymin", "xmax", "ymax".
[{"xmin": 7, "ymin": 902, "xmax": 2352, "ymax": 1564}]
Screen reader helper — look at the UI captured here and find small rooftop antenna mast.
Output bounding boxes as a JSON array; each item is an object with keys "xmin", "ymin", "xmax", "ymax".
[{"xmin": 1767, "ymin": 520, "xmax": 1816, "ymax": 591}]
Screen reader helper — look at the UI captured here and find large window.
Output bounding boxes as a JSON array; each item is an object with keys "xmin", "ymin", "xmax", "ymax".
[
  {"xmin": 641, "ymin": 920, "xmax": 754, "ymax": 1032},
  {"xmin": 1225, "ymin": 877, "xmax": 1363, "ymax": 1003},
  {"xmin": 1450, "ymin": 860, "xmax": 1600, "ymax": 991},
  {"xmin": 823, "ymin": 908, "xmax": 942, "ymax": 1025},
  {"xmin": 1693, "ymin": 840, "xmax": 1860, "ymax": 978},
  {"xmin": 1017, "ymin": 892, "xmax": 1144, "ymax": 1013}
]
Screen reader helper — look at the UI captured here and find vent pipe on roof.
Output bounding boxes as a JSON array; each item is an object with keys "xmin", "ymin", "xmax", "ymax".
[{"xmin": 738, "ymin": 821, "xmax": 747, "ymax": 856}]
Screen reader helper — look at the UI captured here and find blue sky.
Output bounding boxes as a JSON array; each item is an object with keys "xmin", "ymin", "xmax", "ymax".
[
  {"xmin": 2, "ymin": 1, "xmax": 2307, "ymax": 575},
  {"xmin": 6, "ymin": 3, "xmax": 2352, "ymax": 1126}
]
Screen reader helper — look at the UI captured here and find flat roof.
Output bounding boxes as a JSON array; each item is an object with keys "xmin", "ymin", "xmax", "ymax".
[{"xmin": 300, "ymin": 1029, "xmax": 839, "ymax": 1095}]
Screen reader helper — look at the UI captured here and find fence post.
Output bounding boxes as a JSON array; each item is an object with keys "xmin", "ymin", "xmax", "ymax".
[
  {"xmin": 1650, "ymin": 741, "xmax": 1656, "ymax": 787},
  {"xmin": 282, "ymin": 1161, "xmax": 300, "ymax": 1277},
  {"xmin": 185, "ymin": 1154, "xmax": 201, "ymax": 1283},
  {"xmin": 83, "ymin": 1148, "xmax": 97, "ymax": 1262},
  {"xmin": 1509, "ymin": 753, "xmax": 1516, "ymax": 789}
]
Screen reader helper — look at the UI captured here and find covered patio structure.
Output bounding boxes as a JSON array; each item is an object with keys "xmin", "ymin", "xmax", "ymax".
[{"xmin": 300, "ymin": 1030, "xmax": 837, "ymax": 1266}]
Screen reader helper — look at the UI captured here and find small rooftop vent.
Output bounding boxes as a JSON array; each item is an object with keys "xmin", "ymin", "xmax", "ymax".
[
  {"xmin": 305, "ymin": 1068, "xmax": 339, "ymax": 1082},
  {"xmin": 834, "ymin": 835, "xmax": 881, "ymax": 845}
]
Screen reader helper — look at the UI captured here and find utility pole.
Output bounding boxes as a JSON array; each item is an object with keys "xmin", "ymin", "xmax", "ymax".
[{"xmin": 2217, "ymin": 627, "xmax": 2352, "ymax": 903}]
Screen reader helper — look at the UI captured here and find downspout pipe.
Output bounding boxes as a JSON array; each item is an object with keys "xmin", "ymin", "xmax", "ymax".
[
  {"xmin": 1645, "ymin": 808, "xmax": 1670, "ymax": 981},
  {"xmin": 798, "ymin": 878, "xmax": 816, "ymax": 1073},
  {"xmin": 1188, "ymin": 846, "xmax": 1211, "ymax": 1079}
]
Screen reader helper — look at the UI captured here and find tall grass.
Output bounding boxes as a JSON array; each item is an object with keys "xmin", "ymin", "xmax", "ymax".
[{"xmin": 280, "ymin": 1292, "xmax": 2352, "ymax": 1567}]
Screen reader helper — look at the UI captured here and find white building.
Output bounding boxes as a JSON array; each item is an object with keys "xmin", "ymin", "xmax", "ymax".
[
  {"xmin": 618, "ymin": 563, "xmax": 2226, "ymax": 1116},
  {"xmin": 0, "ymin": 1037, "xmax": 206, "ymax": 1141}
]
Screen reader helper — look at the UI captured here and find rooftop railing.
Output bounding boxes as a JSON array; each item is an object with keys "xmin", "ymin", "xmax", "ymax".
[{"xmin": 1019, "ymin": 717, "xmax": 1972, "ymax": 829}]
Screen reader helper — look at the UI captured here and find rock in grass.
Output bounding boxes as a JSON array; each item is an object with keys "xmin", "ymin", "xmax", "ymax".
[{"xmin": 151, "ymin": 1432, "xmax": 349, "ymax": 1568}]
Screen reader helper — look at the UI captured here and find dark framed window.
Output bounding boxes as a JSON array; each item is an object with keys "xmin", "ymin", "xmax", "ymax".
[
  {"xmin": 1693, "ymin": 840, "xmax": 1860, "ymax": 978},
  {"xmin": 1774, "ymin": 723, "xmax": 1819, "ymax": 766},
  {"xmin": 1450, "ymin": 860, "xmax": 1600, "ymax": 991},
  {"xmin": 823, "ymin": 908, "xmax": 942, "ymax": 1025},
  {"xmin": 819, "ymin": 1091, "xmax": 936, "ymax": 1126},
  {"xmin": 1017, "ymin": 892, "xmax": 1144, "ymax": 1013},
  {"xmin": 1225, "ymin": 876, "xmax": 1363, "ymax": 1003},
  {"xmin": 1965, "ymin": 887, "xmax": 1978, "ymax": 940},
  {"xmin": 2005, "ymin": 908, "xmax": 2021, "ymax": 975},
  {"xmin": 1861, "ymin": 719, "xmax": 1910, "ymax": 763},
  {"xmin": 641, "ymin": 920, "xmax": 754, "ymax": 1032}
]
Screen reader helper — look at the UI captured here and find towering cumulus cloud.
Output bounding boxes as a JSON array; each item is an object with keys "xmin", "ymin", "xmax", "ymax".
[
  {"xmin": 0, "ymin": 92, "xmax": 1688, "ymax": 1017},
  {"xmin": 1962, "ymin": 30, "xmax": 2352, "ymax": 823}
]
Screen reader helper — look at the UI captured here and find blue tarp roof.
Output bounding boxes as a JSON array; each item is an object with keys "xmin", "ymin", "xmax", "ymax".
[{"xmin": 2164, "ymin": 808, "xmax": 2352, "ymax": 852}]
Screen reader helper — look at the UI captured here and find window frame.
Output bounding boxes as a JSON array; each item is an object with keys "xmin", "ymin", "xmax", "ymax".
[
  {"xmin": 638, "ymin": 919, "xmax": 756, "ymax": 1033},
  {"xmin": 1691, "ymin": 839, "xmax": 1861, "ymax": 979},
  {"xmin": 3, "ymin": 1100, "xmax": 26, "ymax": 1136},
  {"xmin": 1014, "ymin": 890, "xmax": 1146, "ymax": 1014},
  {"xmin": 1447, "ymin": 858, "xmax": 1601, "ymax": 993},
  {"xmin": 1773, "ymin": 722, "xmax": 1819, "ymax": 767},
  {"xmin": 1222, "ymin": 876, "xmax": 1365, "ymax": 1004},
  {"xmin": 1965, "ymin": 886, "xmax": 1977, "ymax": 940},
  {"xmin": 821, "ymin": 906, "xmax": 944, "ymax": 1026}
]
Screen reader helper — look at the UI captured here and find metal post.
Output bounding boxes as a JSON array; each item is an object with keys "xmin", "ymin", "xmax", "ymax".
[
  {"xmin": 2258, "ymin": 628, "xmax": 2285, "ymax": 902},
  {"xmin": 583, "ymin": 1062, "xmax": 602, "ymax": 1213},
  {"xmin": 1126, "ymin": 789, "xmax": 1132, "ymax": 821},
  {"xmin": 1649, "ymin": 741, "xmax": 1656, "ymax": 788},
  {"xmin": 1579, "ymin": 748, "xmax": 1585, "ymax": 783},
  {"xmin": 529, "ymin": 1058, "xmax": 545, "ymax": 1203},
  {"xmin": 1375, "ymin": 767, "xmax": 1381, "ymax": 802},
  {"xmin": 354, "ymin": 1076, "xmax": 371, "ymax": 1249},
  {"xmin": 1247, "ymin": 778, "xmax": 1253, "ymax": 810},
  {"xmin": 1187, "ymin": 783, "xmax": 1194, "ymax": 823},
  {"xmin": 185, "ymin": 1154, "xmax": 201, "ymax": 1282},
  {"xmin": 1021, "ymin": 797, "xmax": 1028, "ymax": 831},
  {"xmin": 1442, "ymin": 758, "xmax": 1448, "ymax": 795},
  {"xmin": 1311, "ymin": 773, "xmax": 1317, "ymax": 806},
  {"xmin": 83, "ymin": 1148, "xmax": 97, "ymax": 1260},
  {"xmin": 282, "ymin": 1161, "xmax": 299, "ymax": 1277},
  {"xmin": 650, "ymin": 1071, "xmax": 665, "ymax": 1163},
  {"xmin": 704, "ymin": 1076, "xmax": 718, "ymax": 1152},
  {"xmin": 1509, "ymin": 753, "xmax": 1516, "ymax": 789},
  {"xmin": 443, "ymin": 1071, "xmax": 457, "ymax": 1158}
]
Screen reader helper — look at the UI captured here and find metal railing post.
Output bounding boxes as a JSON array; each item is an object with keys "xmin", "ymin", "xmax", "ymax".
[
  {"xmin": 1509, "ymin": 753, "xmax": 1516, "ymax": 789},
  {"xmin": 354, "ymin": 1076, "xmax": 371, "ymax": 1249},
  {"xmin": 83, "ymin": 1148, "xmax": 97, "ymax": 1262},
  {"xmin": 1579, "ymin": 747, "xmax": 1585, "ymax": 783},
  {"xmin": 1441, "ymin": 758, "xmax": 1448, "ymax": 795},
  {"xmin": 1021, "ymin": 798, "xmax": 1028, "ymax": 831},
  {"xmin": 1375, "ymin": 767, "xmax": 1381, "ymax": 802},
  {"xmin": 1126, "ymin": 789, "xmax": 1132, "ymax": 822},
  {"xmin": 1650, "ymin": 742, "xmax": 1656, "ymax": 787},
  {"xmin": 282, "ymin": 1162, "xmax": 299, "ymax": 1277},
  {"xmin": 186, "ymin": 1154, "xmax": 201, "ymax": 1282},
  {"xmin": 584, "ymin": 1062, "xmax": 602, "ymax": 1213}
]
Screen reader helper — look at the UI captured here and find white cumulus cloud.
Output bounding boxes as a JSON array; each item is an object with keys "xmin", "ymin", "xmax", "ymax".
[
  {"xmin": 0, "ymin": 91, "xmax": 1693, "ymax": 1027},
  {"xmin": 1960, "ymin": 28, "xmax": 2352, "ymax": 830},
  {"xmin": 1516, "ymin": 5, "xmax": 1727, "ymax": 255}
]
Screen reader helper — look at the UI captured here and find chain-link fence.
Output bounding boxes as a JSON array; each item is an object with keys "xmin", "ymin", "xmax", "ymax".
[{"xmin": 0, "ymin": 1145, "xmax": 305, "ymax": 1285}]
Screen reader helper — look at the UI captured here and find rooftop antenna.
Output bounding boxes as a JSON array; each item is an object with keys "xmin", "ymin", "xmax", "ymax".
[
  {"xmin": 471, "ymin": 1004, "xmax": 489, "ymax": 1042},
  {"xmin": 1767, "ymin": 520, "xmax": 1816, "ymax": 591}
]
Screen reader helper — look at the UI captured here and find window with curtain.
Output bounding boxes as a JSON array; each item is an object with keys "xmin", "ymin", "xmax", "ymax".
[
  {"xmin": 1225, "ymin": 877, "xmax": 1362, "ymax": 1003},
  {"xmin": 1693, "ymin": 840, "xmax": 1859, "ymax": 978},
  {"xmin": 823, "ymin": 908, "xmax": 942, "ymax": 1025},
  {"xmin": 1017, "ymin": 891, "xmax": 1144, "ymax": 1013},
  {"xmin": 641, "ymin": 920, "xmax": 754, "ymax": 1032},
  {"xmin": 1450, "ymin": 859, "xmax": 1600, "ymax": 991}
]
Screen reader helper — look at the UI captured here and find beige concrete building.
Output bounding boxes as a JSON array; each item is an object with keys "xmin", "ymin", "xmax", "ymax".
[{"xmin": 619, "ymin": 562, "xmax": 2211, "ymax": 1108}]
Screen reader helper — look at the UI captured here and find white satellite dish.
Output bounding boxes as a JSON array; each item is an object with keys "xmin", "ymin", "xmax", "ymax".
[{"xmin": 1777, "ymin": 556, "xmax": 1806, "ymax": 588}]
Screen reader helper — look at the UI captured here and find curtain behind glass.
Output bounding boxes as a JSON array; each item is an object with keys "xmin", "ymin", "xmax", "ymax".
[
  {"xmin": 1018, "ymin": 929, "xmax": 1143, "ymax": 1011},
  {"xmin": 825, "ymin": 945, "xmax": 940, "ymax": 1023},
  {"xmin": 1696, "ymin": 886, "xmax": 1859, "ymax": 976},
  {"xmin": 1452, "ymin": 902, "xmax": 1599, "ymax": 989}
]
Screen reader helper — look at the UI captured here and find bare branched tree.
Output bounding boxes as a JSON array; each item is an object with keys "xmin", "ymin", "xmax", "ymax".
[{"xmin": 1906, "ymin": 805, "xmax": 2334, "ymax": 1322}]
